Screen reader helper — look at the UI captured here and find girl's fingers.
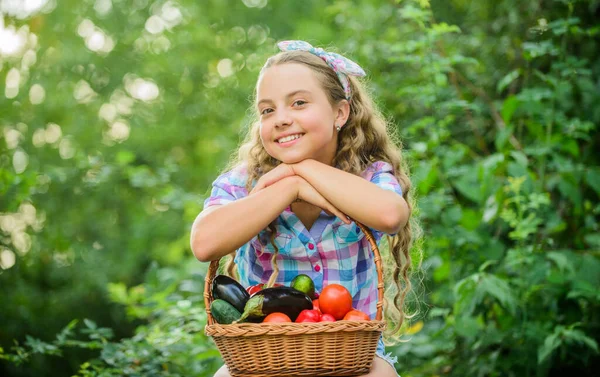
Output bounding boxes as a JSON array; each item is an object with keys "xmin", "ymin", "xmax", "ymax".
[
  {"xmin": 328, "ymin": 206, "xmax": 351, "ymax": 225},
  {"xmin": 334, "ymin": 210, "xmax": 352, "ymax": 224},
  {"xmin": 249, "ymin": 182, "xmax": 265, "ymax": 195},
  {"xmin": 251, "ymin": 164, "xmax": 296, "ymax": 195}
]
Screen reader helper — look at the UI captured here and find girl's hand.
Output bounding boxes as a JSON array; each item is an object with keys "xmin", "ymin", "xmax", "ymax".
[
  {"xmin": 294, "ymin": 176, "xmax": 351, "ymax": 225},
  {"xmin": 250, "ymin": 163, "xmax": 296, "ymax": 195}
]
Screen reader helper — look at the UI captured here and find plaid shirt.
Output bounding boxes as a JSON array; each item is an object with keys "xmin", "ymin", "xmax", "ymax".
[{"xmin": 203, "ymin": 161, "xmax": 403, "ymax": 320}]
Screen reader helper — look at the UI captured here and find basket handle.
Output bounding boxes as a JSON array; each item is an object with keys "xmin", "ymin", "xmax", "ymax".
[{"xmin": 203, "ymin": 220, "xmax": 385, "ymax": 324}]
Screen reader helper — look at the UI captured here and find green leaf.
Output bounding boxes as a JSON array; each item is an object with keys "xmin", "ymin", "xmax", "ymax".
[
  {"xmin": 585, "ymin": 168, "xmax": 600, "ymax": 195},
  {"xmin": 56, "ymin": 319, "xmax": 79, "ymax": 344},
  {"xmin": 557, "ymin": 178, "xmax": 582, "ymax": 209},
  {"xmin": 509, "ymin": 212, "xmax": 543, "ymax": 241},
  {"xmin": 564, "ymin": 328, "xmax": 599, "ymax": 353},
  {"xmin": 497, "ymin": 70, "xmax": 520, "ymax": 93},
  {"xmin": 83, "ymin": 319, "xmax": 97, "ymax": 330},
  {"xmin": 483, "ymin": 195, "xmax": 499, "ymax": 223},
  {"xmin": 510, "ymin": 151, "xmax": 528, "ymax": 167},
  {"xmin": 453, "ymin": 275, "xmax": 478, "ymax": 316},
  {"xmin": 433, "ymin": 259, "xmax": 450, "ymax": 282},
  {"xmin": 194, "ymin": 348, "xmax": 222, "ymax": 361},
  {"xmin": 495, "ymin": 126, "xmax": 512, "ymax": 151},
  {"xmin": 24, "ymin": 336, "xmax": 60, "ymax": 356},
  {"xmin": 533, "ymin": 69, "xmax": 559, "ymax": 88},
  {"xmin": 478, "ymin": 274, "xmax": 517, "ymax": 315},
  {"xmin": 523, "ymin": 41, "xmax": 560, "ymax": 60},
  {"xmin": 584, "ymin": 233, "xmax": 600, "ymax": 247},
  {"xmin": 501, "ymin": 95, "xmax": 519, "ymax": 125},
  {"xmin": 442, "ymin": 205, "xmax": 462, "ymax": 224},
  {"xmin": 538, "ymin": 331, "xmax": 561, "ymax": 364},
  {"xmin": 413, "ymin": 160, "xmax": 438, "ymax": 195},
  {"xmin": 546, "ymin": 251, "xmax": 576, "ymax": 274},
  {"xmin": 559, "ymin": 138, "xmax": 580, "ymax": 157},
  {"xmin": 548, "ymin": 17, "xmax": 581, "ymax": 36},
  {"xmin": 116, "ymin": 150, "xmax": 136, "ymax": 165},
  {"xmin": 460, "ymin": 208, "xmax": 480, "ymax": 230},
  {"xmin": 107, "ymin": 282, "xmax": 129, "ymax": 305},
  {"xmin": 431, "ymin": 22, "xmax": 461, "ymax": 35},
  {"xmin": 455, "ymin": 315, "xmax": 483, "ymax": 338},
  {"xmin": 580, "ymin": 335, "xmax": 600, "ymax": 354},
  {"xmin": 453, "ymin": 170, "xmax": 482, "ymax": 203},
  {"xmin": 478, "ymin": 260, "xmax": 498, "ymax": 272}
]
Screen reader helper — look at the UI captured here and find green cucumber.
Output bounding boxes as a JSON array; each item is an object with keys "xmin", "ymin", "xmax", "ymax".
[{"xmin": 210, "ymin": 299, "xmax": 242, "ymax": 324}]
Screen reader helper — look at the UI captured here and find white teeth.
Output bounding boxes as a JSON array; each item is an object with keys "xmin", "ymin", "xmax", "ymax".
[{"xmin": 278, "ymin": 134, "xmax": 302, "ymax": 143}]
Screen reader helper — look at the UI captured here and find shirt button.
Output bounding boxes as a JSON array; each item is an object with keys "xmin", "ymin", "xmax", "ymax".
[
  {"xmin": 308, "ymin": 243, "xmax": 314, "ymax": 250},
  {"xmin": 314, "ymin": 265, "xmax": 321, "ymax": 272}
]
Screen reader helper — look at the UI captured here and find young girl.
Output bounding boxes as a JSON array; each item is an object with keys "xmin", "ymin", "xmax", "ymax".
[{"xmin": 191, "ymin": 40, "xmax": 414, "ymax": 377}]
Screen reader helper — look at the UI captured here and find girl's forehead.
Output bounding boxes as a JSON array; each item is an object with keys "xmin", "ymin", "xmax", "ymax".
[{"xmin": 257, "ymin": 63, "xmax": 323, "ymax": 98}]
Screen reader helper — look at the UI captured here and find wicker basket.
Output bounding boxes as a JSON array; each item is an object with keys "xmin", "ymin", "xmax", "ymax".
[{"xmin": 204, "ymin": 222, "xmax": 387, "ymax": 377}]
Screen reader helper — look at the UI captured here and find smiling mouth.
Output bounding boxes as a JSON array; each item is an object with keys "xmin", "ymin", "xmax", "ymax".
[{"xmin": 276, "ymin": 134, "xmax": 304, "ymax": 143}]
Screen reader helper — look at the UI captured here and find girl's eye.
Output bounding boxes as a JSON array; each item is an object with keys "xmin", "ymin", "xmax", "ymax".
[
  {"xmin": 293, "ymin": 100, "xmax": 307, "ymax": 106},
  {"xmin": 260, "ymin": 108, "xmax": 273, "ymax": 115}
]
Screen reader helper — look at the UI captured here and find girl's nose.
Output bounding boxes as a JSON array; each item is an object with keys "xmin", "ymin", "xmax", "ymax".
[{"xmin": 274, "ymin": 109, "xmax": 292, "ymax": 128}]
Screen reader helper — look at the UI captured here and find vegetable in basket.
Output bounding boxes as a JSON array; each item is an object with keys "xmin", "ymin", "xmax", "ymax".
[
  {"xmin": 262, "ymin": 312, "xmax": 292, "ymax": 323},
  {"xmin": 210, "ymin": 299, "xmax": 242, "ymax": 324},
  {"xmin": 319, "ymin": 283, "xmax": 353, "ymax": 320},
  {"xmin": 246, "ymin": 282, "xmax": 282, "ymax": 295},
  {"xmin": 211, "ymin": 275, "xmax": 250, "ymax": 313},
  {"xmin": 290, "ymin": 274, "xmax": 316, "ymax": 299},
  {"xmin": 236, "ymin": 286, "xmax": 313, "ymax": 323},
  {"xmin": 295, "ymin": 309, "xmax": 321, "ymax": 323},
  {"xmin": 342, "ymin": 309, "xmax": 370, "ymax": 321}
]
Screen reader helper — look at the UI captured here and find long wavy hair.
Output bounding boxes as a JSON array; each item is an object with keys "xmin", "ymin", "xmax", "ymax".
[{"xmin": 223, "ymin": 49, "xmax": 420, "ymax": 342}]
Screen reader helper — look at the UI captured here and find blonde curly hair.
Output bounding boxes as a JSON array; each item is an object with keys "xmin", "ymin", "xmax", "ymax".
[{"xmin": 223, "ymin": 50, "xmax": 419, "ymax": 342}]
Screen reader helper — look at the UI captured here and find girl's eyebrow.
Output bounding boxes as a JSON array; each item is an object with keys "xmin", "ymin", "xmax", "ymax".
[{"xmin": 257, "ymin": 89, "xmax": 312, "ymax": 106}]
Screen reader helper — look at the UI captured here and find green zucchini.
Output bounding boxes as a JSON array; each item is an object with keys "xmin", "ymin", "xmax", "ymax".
[{"xmin": 210, "ymin": 299, "xmax": 242, "ymax": 324}]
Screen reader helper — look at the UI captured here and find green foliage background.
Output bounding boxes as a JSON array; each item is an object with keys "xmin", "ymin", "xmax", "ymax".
[{"xmin": 1, "ymin": 0, "xmax": 599, "ymax": 376}]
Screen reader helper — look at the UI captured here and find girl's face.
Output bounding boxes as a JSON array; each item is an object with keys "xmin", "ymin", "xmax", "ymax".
[{"xmin": 256, "ymin": 63, "xmax": 348, "ymax": 165}]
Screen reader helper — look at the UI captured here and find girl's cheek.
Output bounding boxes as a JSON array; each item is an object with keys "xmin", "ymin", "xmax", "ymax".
[
  {"xmin": 258, "ymin": 127, "xmax": 275, "ymax": 156},
  {"xmin": 258, "ymin": 124, "xmax": 269, "ymax": 143}
]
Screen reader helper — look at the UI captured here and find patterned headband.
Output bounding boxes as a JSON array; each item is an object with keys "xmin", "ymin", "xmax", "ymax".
[{"xmin": 277, "ymin": 40, "xmax": 366, "ymax": 100}]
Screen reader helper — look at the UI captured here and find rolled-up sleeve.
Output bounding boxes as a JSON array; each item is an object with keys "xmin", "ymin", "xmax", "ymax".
[
  {"xmin": 203, "ymin": 166, "xmax": 249, "ymax": 209},
  {"xmin": 369, "ymin": 161, "xmax": 403, "ymax": 196}
]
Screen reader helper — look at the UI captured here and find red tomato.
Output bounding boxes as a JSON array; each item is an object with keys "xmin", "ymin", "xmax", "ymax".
[
  {"xmin": 319, "ymin": 284, "xmax": 353, "ymax": 320},
  {"xmin": 320, "ymin": 314, "xmax": 336, "ymax": 322},
  {"xmin": 246, "ymin": 284, "xmax": 263, "ymax": 295},
  {"xmin": 295, "ymin": 309, "xmax": 321, "ymax": 323},
  {"xmin": 263, "ymin": 312, "xmax": 291, "ymax": 323},
  {"xmin": 312, "ymin": 299, "xmax": 321, "ymax": 313},
  {"xmin": 247, "ymin": 283, "xmax": 283, "ymax": 296},
  {"xmin": 342, "ymin": 309, "xmax": 370, "ymax": 321}
]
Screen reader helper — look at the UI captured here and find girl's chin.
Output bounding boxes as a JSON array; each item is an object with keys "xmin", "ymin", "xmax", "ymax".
[
  {"xmin": 277, "ymin": 156, "xmax": 305, "ymax": 164},
  {"xmin": 267, "ymin": 149, "xmax": 329, "ymax": 165},
  {"xmin": 267, "ymin": 151, "xmax": 306, "ymax": 164}
]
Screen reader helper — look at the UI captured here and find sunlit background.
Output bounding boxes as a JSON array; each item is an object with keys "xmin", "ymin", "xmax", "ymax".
[{"xmin": 1, "ymin": 0, "xmax": 599, "ymax": 376}]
